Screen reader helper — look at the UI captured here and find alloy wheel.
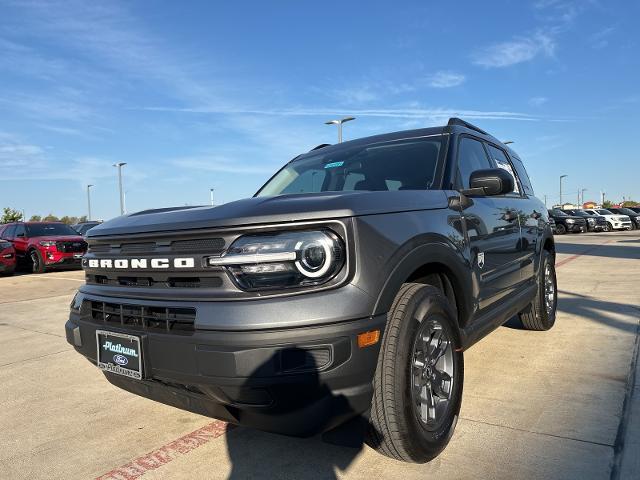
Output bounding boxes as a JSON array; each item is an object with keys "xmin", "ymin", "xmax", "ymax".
[
  {"xmin": 410, "ymin": 318, "xmax": 455, "ymax": 430},
  {"xmin": 544, "ymin": 262, "xmax": 556, "ymax": 317}
]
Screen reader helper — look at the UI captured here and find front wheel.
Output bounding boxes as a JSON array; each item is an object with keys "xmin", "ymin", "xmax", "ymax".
[
  {"xmin": 519, "ymin": 250, "xmax": 557, "ymax": 330},
  {"xmin": 555, "ymin": 223, "xmax": 567, "ymax": 235},
  {"xmin": 607, "ymin": 222, "xmax": 614, "ymax": 232},
  {"xmin": 366, "ymin": 284, "xmax": 463, "ymax": 463},
  {"xmin": 30, "ymin": 249, "xmax": 46, "ymax": 274}
]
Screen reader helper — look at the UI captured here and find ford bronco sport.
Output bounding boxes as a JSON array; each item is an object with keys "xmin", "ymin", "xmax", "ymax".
[{"xmin": 66, "ymin": 118, "xmax": 556, "ymax": 463}]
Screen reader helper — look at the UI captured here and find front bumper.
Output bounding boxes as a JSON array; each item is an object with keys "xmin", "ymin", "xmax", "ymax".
[
  {"xmin": 44, "ymin": 251, "xmax": 84, "ymax": 267},
  {"xmin": 566, "ymin": 223, "xmax": 587, "ymax": 232},
  {"xmin": 611, "ymin": 221, "xmax": 632, "ymax": 230},
  {"xmin": 66, "ymin": 305, "xmax": 385, "ymax": 437}
]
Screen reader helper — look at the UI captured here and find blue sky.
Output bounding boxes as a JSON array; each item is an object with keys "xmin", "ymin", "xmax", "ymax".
[{"xmin": 0, "ymin": 0, "xmax": 638, "ymax": 220}]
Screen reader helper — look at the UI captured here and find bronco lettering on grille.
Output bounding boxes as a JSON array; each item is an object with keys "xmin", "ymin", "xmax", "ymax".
[{"xmin": 84, "ymin": 258, "xmax": 196, "ymax": 269}]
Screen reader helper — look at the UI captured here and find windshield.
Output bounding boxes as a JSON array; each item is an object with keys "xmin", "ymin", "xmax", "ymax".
[
  {"xmin": 597, "ymin": 209, "xmax": 613, "ymax": 215},
  {"xmin": 551, "ymin": 209, "xmax": 568, "ymax": 216},
  {"xmin": 26, "ymin": 223, "xmax": 79, "ymax": 237},
  {"xmin": 77, "ymin": 223, "xmax": 99, "ymax": 235},
  {"xmin": 571, "ymin": 210, "xmax": 588, "ymax": 217},
  {"xmin": 256, "ymin": 136, "xmax": 443, "ymax": 197},
  {"xmin": 616, "ymin": 208, "xmax": 636, "ymax": 215}
]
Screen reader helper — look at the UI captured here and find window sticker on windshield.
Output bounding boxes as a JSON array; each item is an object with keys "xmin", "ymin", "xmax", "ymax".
[{"xmin": 324, "ymin": 161, "xmax": 344, "ymax": 169}]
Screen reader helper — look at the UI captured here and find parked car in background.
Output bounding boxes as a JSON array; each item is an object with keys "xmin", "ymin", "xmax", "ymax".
[
  {"xmin": 72, "ymin": 221, "xmax": 102, "ymax": 236},
  {"xmin": 0, "ymin": 239, "xmax": 16, "ymax": 275},
  {"xmin": 564, "ymin": 209, "xmax": 606, "ymax": 232},
  {"xmin": 583, "ymin": 209, "xmax": 632, "ymax": 231},
  {"xmin": 548, "ymin": 216, "xmax": 557, "ymax": 234},
  {"xmin": 547, "ymin": 208, "xmax": 587, "ymax": 234},
  {"xmin": 0, "ymin": 222, "xmax": 87, "ymax": 273},
  {"xmin": 627, "ymin": 207, "xmax": 640, "ymax": 214},
  {"xmin": 607, "ymin": 208, "xmax": 640, "ymax": 230}
]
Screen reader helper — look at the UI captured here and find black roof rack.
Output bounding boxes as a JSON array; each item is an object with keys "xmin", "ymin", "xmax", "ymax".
[
  {"xmin": 447, "ymin": 117, "xmax": 488, "ymax": 135},
  {"xmin": 310, "ymin": 143, "xmax": 331, "ymax": 151}
]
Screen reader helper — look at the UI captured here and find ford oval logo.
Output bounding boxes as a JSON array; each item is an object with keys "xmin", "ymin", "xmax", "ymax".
[{"xmin": 113, "ymin": 354, "xmax": 128, "ymax": 366}]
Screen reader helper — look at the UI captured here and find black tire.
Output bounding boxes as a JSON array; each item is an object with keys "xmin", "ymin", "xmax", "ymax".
[
  {"xmin": 606, "ymin": 222, "xmax": 613, "ymax": 232},
  {"xmin": 30, "ymin": 249, "xmax": 45, "ymax": 274},
  {"xmin": 366, "ymin": 283, "xmax": 463, "ymax": 463},
  {"xmin": 519, "ymin": 250, "xmax": 557, "ymax": 331},
  {"xmin": 555, "ymin": 223, "xmax": 566, "ymax": 235}
]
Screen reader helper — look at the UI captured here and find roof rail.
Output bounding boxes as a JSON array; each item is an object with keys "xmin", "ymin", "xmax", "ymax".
[
  {"xmin": 310, "ymin": 143, "xmax": 331, "ymax": 151},
  {"xmin": 447, "ymin": 117, "xmax": 488, "ymax": 135}
]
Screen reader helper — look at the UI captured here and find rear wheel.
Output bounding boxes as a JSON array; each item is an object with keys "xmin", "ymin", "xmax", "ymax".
[
  {"xmin": 366, "ymin": 284, "xmax": 463, "ymax": 463},
  {"xmin": 30, "ymin": 249, "xmax": 46, "ymax": 274},
  {"xmin": 519, "ymin": 250, "xmax": 557, "ymax": 331},
  {"xmin": 555, "ymin": 223, "xmax": 566, "ymax": 235}
]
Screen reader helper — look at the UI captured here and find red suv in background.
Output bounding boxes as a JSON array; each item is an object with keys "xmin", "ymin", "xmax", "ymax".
[
  {"xmin": 0, "ymin": 238, "xmax": 16, "ymax": 275},
  {"xmin": 0, "ymin": 222, "xmax": 87, "ymax": 273}
]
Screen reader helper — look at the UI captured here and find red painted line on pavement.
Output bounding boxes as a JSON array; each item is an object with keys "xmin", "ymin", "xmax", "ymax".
[
  {"xmin": 555, "ymin": 239, "xmax": 614, "ymax": 268},
  {"xmin": 96, "ymin": 420, "xmax": 233, "ymax": 480}
]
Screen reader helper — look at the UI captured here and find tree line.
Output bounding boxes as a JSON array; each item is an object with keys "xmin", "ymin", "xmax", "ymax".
[{"xmin": 1, "ymin": 207, "xmax": 87, "ymax": 225}]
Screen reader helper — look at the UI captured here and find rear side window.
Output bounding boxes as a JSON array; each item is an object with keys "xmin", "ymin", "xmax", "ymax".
[
  {"xmin": 510, "ymin": 157, "xmax": 535, "ymax": 196},
  {"xmin": 486, "ymin": 144, "xmax": 519, "ymax": 194},
  {"xmin": 14, "ymin": 224, "xmax": 26, "ymax": 237},
  {"xmin": 456, "ymin": 137, "xmax": 492, "ymax": 189}
]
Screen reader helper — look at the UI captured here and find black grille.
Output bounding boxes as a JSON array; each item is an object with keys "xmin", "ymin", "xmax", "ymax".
[
  {"xmin": 88, "ymin": 237, "xmax": 225, "ymax": 254},
  {"xmin": 120, "ymin": 242, "xmax": 155, "ymax": 253},
  {"xmin": 56, "ymin": 241, "xmax": 87, "ymax": 253},
  {"xmin": 171, "ymin": 238, "xmax": 225, "ymax": 252},
  {"xmin": 86, "ymin": 300, "xmax": 196, "ymax": 333},
  {"xmin": 85, "ymin": 275, "xmax": 223, "ymax": 289}
]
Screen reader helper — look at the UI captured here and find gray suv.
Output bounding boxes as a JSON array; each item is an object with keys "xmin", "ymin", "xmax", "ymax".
[{"xmin": 66, "ymin": 118, "xmax": 556, "ymax": 463}]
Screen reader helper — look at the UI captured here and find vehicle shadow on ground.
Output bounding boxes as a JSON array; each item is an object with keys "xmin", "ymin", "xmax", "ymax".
[
  {"xmin": 225, "ymin": 349, "xmax": 372, "ymax": 479},
  {"xmin": 504, "ymin": 290, "xmax": 639, "ymax": 334},
  {"xmin": 555, "ymin": 239, "xmax": 640, "ymax": 260}
]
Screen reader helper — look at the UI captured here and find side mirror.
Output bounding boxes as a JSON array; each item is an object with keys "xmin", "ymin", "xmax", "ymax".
[{"xmin": 462, "ymin": 168, "xmax": 514, "ymax": 196}]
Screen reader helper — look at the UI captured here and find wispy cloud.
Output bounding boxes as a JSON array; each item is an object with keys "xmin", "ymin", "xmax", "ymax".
[
  {"xmin": 168, "ymin": 156, "xmax": 274, "ymax": 175},
  {"xmin": 427, "ymin": 71, "xmax": 466, "ymax": 88},
  {"xmin": 141, "ymin": 106, "xmax": 539, "ymax": 122},
  {"xmin": 590, "ymin": 26, "xmax": 616, "ymax": 49},
  {"xmin": 528, "ymin": 96, "xmax": 549, "ymax": 107},
  {"xmin": 473, "ymin": 32, "xmax": 556, "ymax": 68}
]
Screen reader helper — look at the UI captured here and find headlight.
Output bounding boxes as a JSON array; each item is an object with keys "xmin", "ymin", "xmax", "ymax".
[
  {"xmin": 207, "ymin": 230, "xmax": 345, "ymax": 291},
  {"xmin": 587, "ymin": 218, "xmax": 595, "ymax": 224},
  {"xmin": 566, "ymin": 218, "xmax": 575, "ymax": 223},
  {"xmin": 39, "ymin": 241, "xmax": 56, "ymax": 247}
]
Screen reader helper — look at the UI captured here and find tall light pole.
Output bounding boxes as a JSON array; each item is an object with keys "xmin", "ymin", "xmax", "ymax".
[
  {"xmin": 580, "ymin": 188, "xmax": 587, "ymax": 207},
  {"xmin": 325, "ymin": 116, "xmax": 355, "ymax": 143},
  {"xmin": 210, "ymin": 188, "xmax": 215, "ymax": 206},
  {"xmin": 113, "ymin": 163, "xmax": 127, "ymax": 215},
  {"xmin": 559, "ymin": 174, "xmax": 568, "ymax": 207},
  {"xmin": 87, "ymin": 184, "xmax": 94, "ymax": 220}
]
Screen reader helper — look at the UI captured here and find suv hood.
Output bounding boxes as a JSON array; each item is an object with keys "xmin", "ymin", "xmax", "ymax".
[
  {"xmin": 88, "ymin": 190, "xmax": 449, "ymax": 237},
  {"xmin": 33, "ymin": 235, "xmax": 86, "ymax": 242}
]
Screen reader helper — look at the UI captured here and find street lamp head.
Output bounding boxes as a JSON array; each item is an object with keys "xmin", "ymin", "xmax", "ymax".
[
  {"xmin": 113, "ymin": 162, "xmax": 127, "ymax": 167},
  {"xmin": 325, "ymin": 116, "xmax": 356, "ymax": 125},
  {"xmin": 503, "ymin": 140, "xmax": 514, "ymax": 145},
  {"xmin": 560, "ymin": 174, "xmax": 568, "ymax": 179}
]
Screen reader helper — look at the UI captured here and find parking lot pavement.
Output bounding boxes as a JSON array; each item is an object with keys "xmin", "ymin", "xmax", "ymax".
[{"xmin": 0, "ymin": 231, "xmax": 638, "ymax": 480}]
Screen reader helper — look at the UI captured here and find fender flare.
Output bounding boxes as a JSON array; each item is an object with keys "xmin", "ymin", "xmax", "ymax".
[{"xmin": 371, "ymin": 241, "xmax": 473, "ymax": 330}]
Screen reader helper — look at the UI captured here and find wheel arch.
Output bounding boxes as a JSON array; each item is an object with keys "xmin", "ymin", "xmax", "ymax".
[{"xmin": 372, "ymin": 242, "xmax": 472, "ymax": 331}]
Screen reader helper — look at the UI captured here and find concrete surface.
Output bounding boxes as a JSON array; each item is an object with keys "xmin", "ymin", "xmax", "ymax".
[{"xmin": 0, "ymin": 231, "xmax": 638, "ymax": 479}]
